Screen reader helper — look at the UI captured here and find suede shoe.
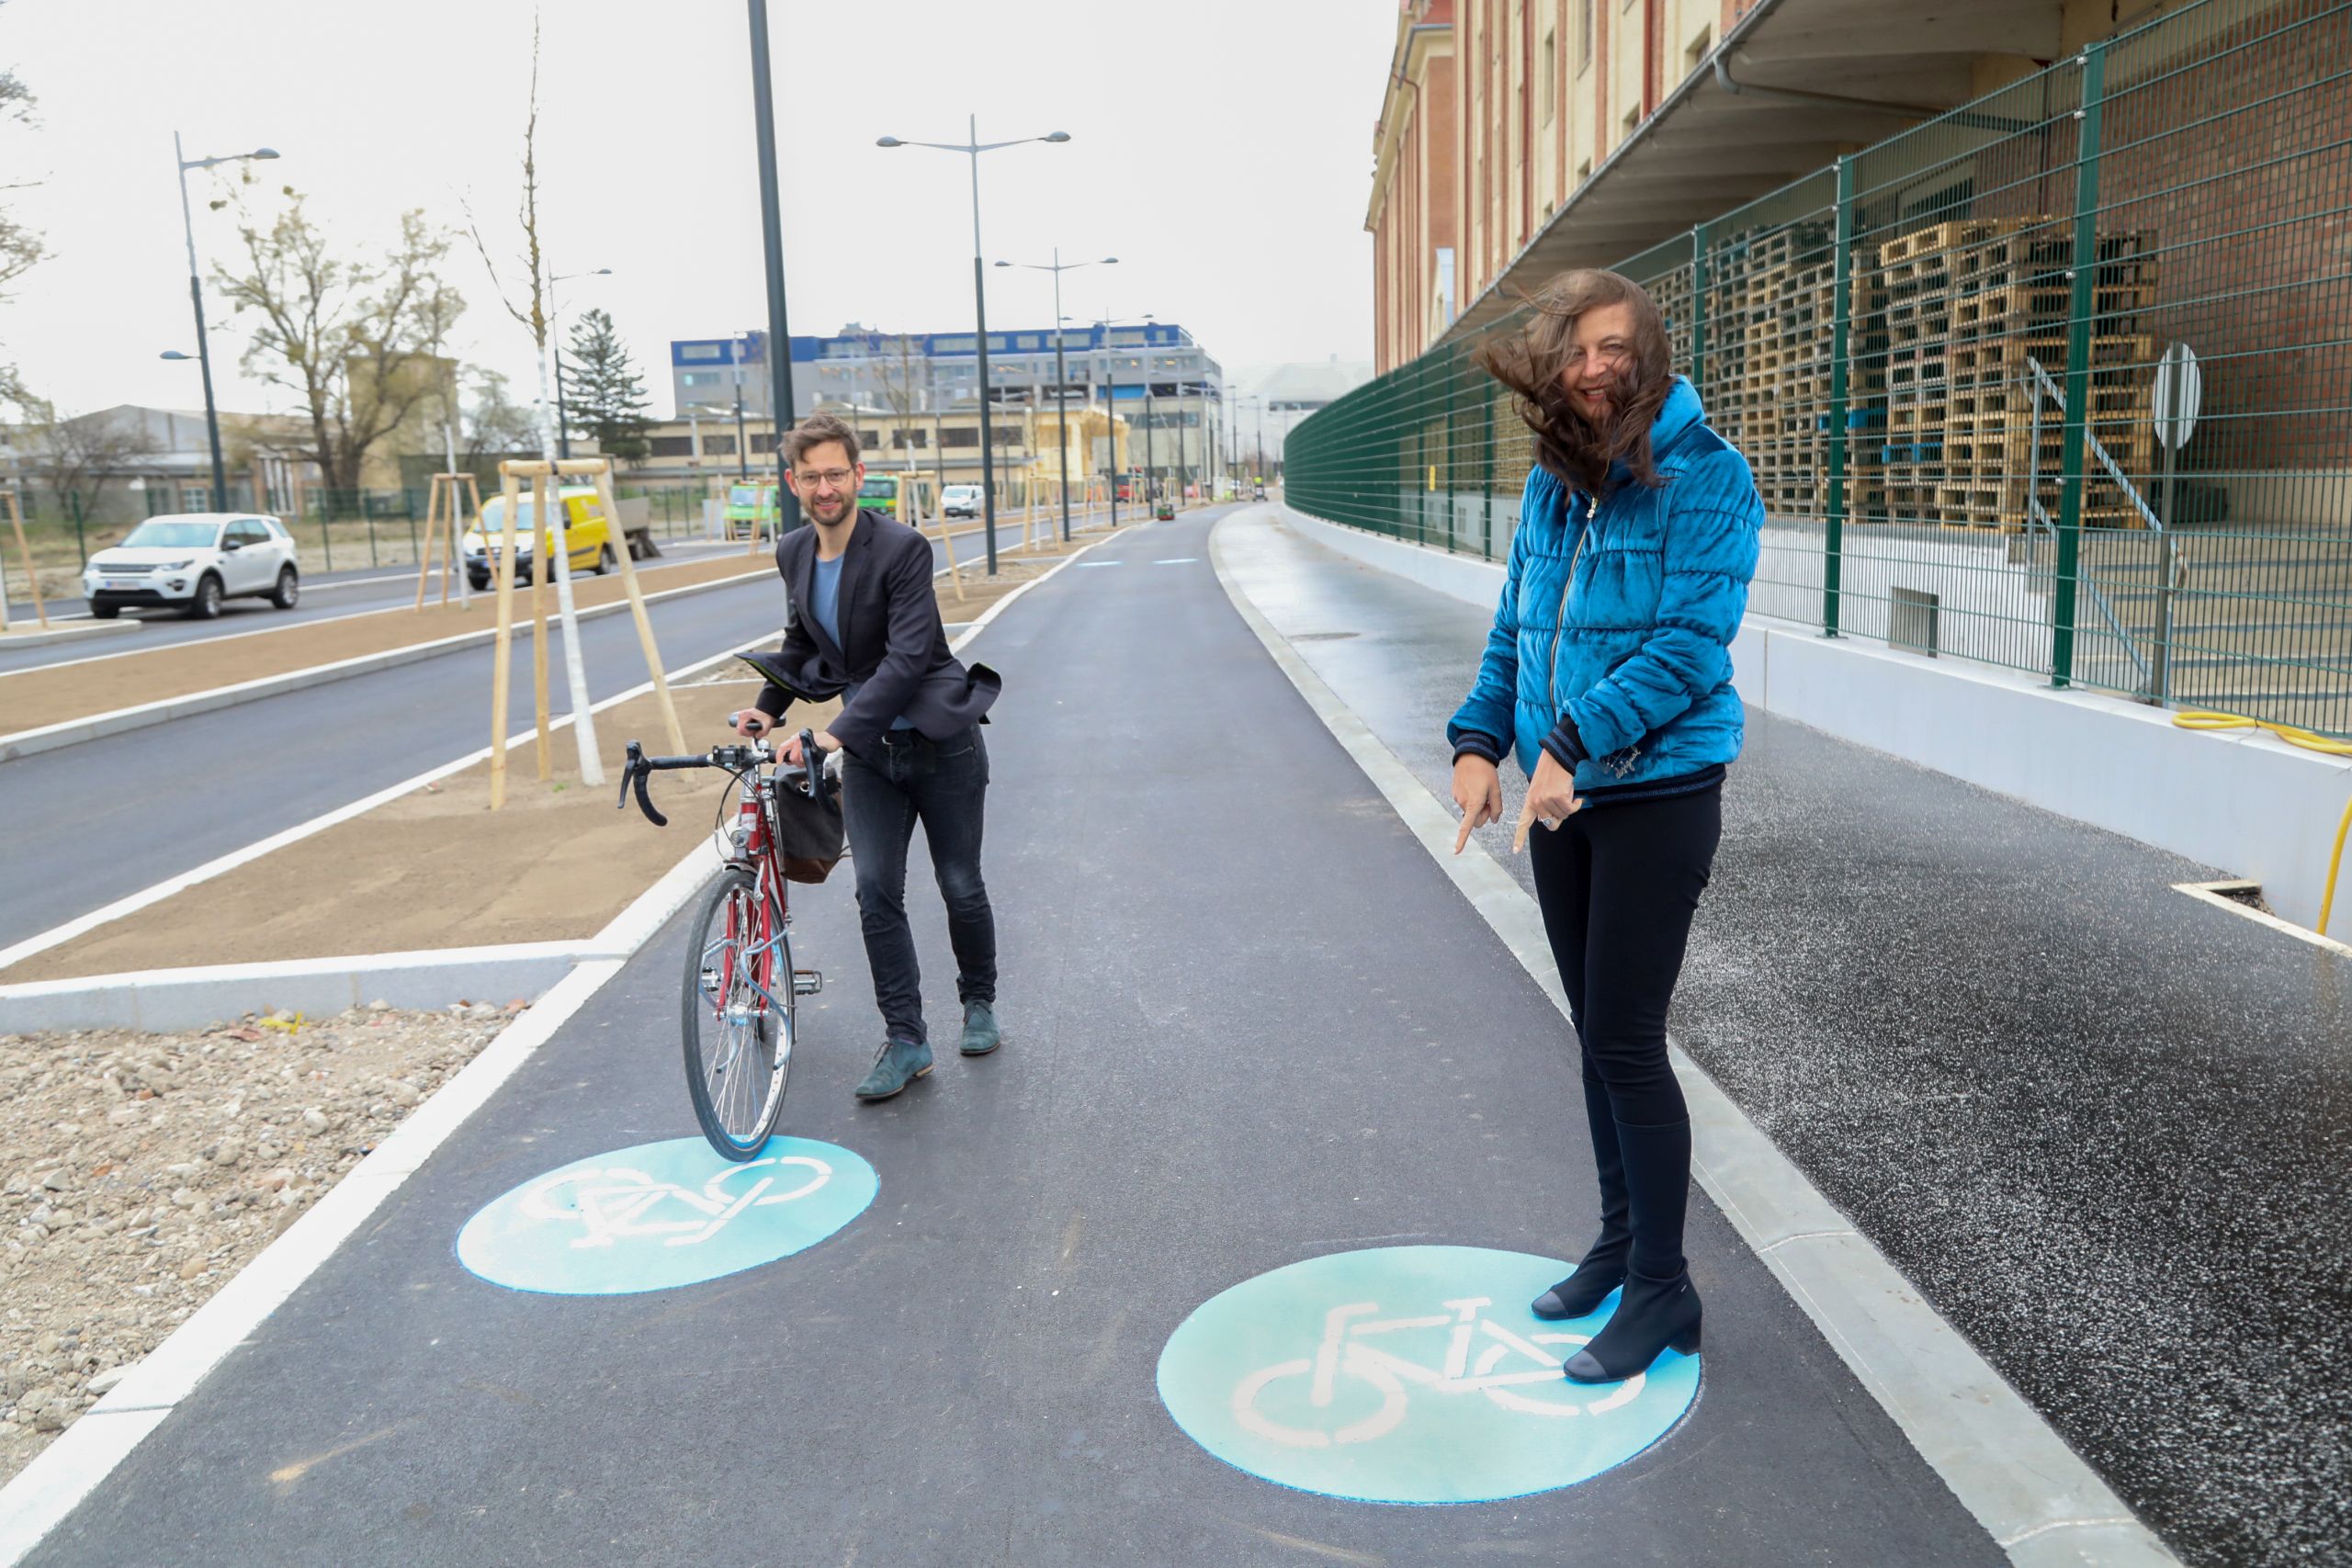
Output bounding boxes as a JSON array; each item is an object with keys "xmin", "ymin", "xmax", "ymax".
[
  {"xmin": 1564, "ymin": 1268, "xmax": 1702, "ymax": 1382},
  {"xmin": 854, "ymin": 1038, "xmax": 933, "ymax": 1101},
  {"xmin": 958, "ymin": 1001, "xmax": 1001, "ymax": 1056}
]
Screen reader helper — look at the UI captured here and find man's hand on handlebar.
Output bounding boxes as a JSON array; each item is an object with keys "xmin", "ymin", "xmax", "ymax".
[
  {"xmin": 779, "ymin": 728, "xmax": 839, "ymax": 768},
  {"xmin": 732, "ymin": 709, "xmax": 772, "ymax": 741}
]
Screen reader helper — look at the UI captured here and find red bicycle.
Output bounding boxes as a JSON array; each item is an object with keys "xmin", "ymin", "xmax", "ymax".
[{"xmin": 617, "ymin": 729, "xmax": 829, "ymax": 1160}]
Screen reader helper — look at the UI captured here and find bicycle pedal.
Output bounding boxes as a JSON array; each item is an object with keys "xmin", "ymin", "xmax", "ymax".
[{"xmin": 792, "ymin": 970, "xmax": 823, "ymax": 996}]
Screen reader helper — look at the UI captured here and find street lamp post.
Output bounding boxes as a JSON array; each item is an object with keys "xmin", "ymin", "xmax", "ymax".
[
  {"xmin": 995, "ymin": 251, "xmax": 1114, "ymax": 544},
  {"xmin": 877, "ymin": 119, "xmax": 1069, "ymax": 575},
  {"xmin": 548, "ymin": 268, "xmax": 612, "ymax": 460},
  {"xmin": 1090, "ymin": 311, "xmax": 1150, "ymax": 525},
  {"xmin": 175, "ymin": 133, "xmax": 278, "ymax": 513}
]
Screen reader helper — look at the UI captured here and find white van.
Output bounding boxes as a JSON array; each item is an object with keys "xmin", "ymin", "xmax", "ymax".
[{"xmin": 941, "ymin": 484, "xmax": 983, "ymax": 520}]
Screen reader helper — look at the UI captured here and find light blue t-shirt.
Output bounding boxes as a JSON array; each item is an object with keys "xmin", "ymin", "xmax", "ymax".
[{"xmin": 809, "ymin": 554, "xmax": 912, "ymax": 729}]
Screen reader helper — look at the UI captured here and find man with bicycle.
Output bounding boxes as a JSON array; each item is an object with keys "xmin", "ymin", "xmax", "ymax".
[{"xmin": 734, "ymin": 412, "xmax": 1003, "ymax": 1101}]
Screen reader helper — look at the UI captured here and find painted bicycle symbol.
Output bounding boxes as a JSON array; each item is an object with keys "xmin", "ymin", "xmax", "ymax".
[
  {"xmin": 518, "ymin": 1153, "xmax": 833, "ymax": 1250},
  {"xmin": 1232, "ymin": 1296, "xmax": 1645, "ymax": 1448}
]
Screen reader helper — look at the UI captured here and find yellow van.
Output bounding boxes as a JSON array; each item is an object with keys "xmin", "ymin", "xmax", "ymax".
[{"xmin": 463, "ymin": 486, "xmax": 616, "ymax": 590}]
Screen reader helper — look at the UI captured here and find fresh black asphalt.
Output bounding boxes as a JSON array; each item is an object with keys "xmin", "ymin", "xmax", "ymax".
[{"xmin": 23, "ymin": 511, "xmax": 2002, "ymax": 1566}]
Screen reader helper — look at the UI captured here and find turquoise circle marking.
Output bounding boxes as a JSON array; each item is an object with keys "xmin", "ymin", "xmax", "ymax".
[
  {"xmin": 457, "ymin": 1135, "xmax": 876, "ymax": 1295},
  {"xmin": 1157, "ymin": 1245, "xmax": 1699, "ymax": 1504}
]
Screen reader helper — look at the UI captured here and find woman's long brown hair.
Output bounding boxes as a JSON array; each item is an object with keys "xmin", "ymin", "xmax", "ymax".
[{"xmin": 1475, "ymin": 268, "xmax": 1675, "ymax": 499}]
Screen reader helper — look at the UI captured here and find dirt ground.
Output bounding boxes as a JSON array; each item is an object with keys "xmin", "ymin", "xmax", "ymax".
[
  {"xmin": 0, "ymin": 549, "xmax": 775, "ymax": 738},
  {"xmin": 4, "ymin": 550, "xmax": 1070, "ymax": 983},
  {"xmin": 0, "ymin": 1002, "xmax": 514, "ymax": 1483}
]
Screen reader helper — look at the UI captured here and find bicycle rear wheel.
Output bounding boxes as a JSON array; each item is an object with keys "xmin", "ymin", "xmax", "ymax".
[{"xmin": 681, "ymin": 867, "xmax": 795, "ymax": 1160}]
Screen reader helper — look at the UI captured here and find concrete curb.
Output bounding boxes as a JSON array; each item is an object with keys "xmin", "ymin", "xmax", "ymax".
[
  {"xmin": 0, "ymin": 564, "xmax": 774, "ymax": 764},
  {"xmin": 1206, "ymin": 511, "xmax": 2181, "ymax": 1568},
  {"xmin": 0, "ymin": 618, "xmax": 139, "ymax": 650}
]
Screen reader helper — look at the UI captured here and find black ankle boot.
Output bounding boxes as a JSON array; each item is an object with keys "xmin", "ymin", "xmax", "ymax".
[
  {"xmin": 1563, "ymin": 1268, "xmax": 1701, "ymax": 1382},
  {"xmin": 1531, "ymin": 1236, "xmax": 1629, "ymax": 1319}
]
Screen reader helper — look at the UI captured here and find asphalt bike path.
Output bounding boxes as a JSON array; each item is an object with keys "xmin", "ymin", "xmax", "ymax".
[
  {"xmin": 20, "ymin": 509, "xmax": 2004, "ymax": 1565},
  {"xmin": 0, "ymin": 573, "xmax": 791, "ymax": 953},
  {"xmin": 1221, "ymin": 510, "xmax": 2347, "ymax": 1566}
]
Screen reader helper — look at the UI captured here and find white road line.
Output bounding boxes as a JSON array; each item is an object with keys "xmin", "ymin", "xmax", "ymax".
[
  {"xmin": 0, "ymin": 631, "xmax": 770, "ymax": 978},
  {"xmin": 0, "ymin": 569, "xmax": 776, "ymax": 763},
  {"xmin": 0, "ymin": 520, "xmax": 1113, "ymax": 1567},
  {"xmin": 1153, "ymin": 558, "xmax": 1199, "ymax": 565},
  {"xmin": 1204, "ymin": 512, "xmax": 2179, "ymax": 1568},
  {"xmin": 1074, "ymin": 560, "xmax": 1124, "ymax": 568},
  {"xmin": 0, "ymin": 554, "xmax": 759, "ymax": 682}
]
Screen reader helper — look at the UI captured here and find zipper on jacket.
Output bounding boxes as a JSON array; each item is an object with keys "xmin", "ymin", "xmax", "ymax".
[{"xmin": 1546, "ymin": 491, "xmax": 1601, "ymax": 720}]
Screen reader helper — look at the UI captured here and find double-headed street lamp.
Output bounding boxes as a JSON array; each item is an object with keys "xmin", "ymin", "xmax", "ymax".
[
  {"xmin": 994, "ymin": 251, "xmax": 1114, "ymax": 544},
  {"xmin": 175, "ymin": 134, "xmax": 278, "ymax": 513},
  {"xmin": 876, "ymin": 118, "xmax": 1069, "ymax": 575},
  {"xmin": 549, "ymin": 267, "xmax": 613, "ymax": 460}
]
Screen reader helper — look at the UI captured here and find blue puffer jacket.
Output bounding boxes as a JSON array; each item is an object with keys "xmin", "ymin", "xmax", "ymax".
[{"xmin": 1448, "ymin": 376, "xmax": 1762, "ymax": 790}]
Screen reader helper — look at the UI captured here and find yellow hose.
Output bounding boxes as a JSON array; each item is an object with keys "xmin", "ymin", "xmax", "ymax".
[{"xmin": 2173, "ymin": 709, "xmax": 2352, "ymax": 935}]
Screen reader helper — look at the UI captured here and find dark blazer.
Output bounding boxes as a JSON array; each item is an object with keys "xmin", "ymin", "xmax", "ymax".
[{"xmin": 743, "ymin": 509, "xmax": 1001, "ymax": 757}]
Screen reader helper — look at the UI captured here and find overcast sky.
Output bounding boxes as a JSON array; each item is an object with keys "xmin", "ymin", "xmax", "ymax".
[{"xmin": 1, "ymin": 0, "xmax": 1394, "ymax": 423}]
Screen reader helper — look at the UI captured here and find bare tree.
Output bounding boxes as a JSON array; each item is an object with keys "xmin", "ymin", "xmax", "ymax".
[
  {"xmin": 213, "ymin": 184, "xmax": 465, "ymax": 493},
  {"xmin": 460, "ymin": 367, "xmax": 537, "ymax": 466},
  {"xmin": 465, "ymin": 10, "xmax": 558, "ymax": 462},
  {"xmin": 0, "ymin": 22, "xmax": 48, "ymax": 416},
  {"xmin": 865, "ymin": 331, "xmax": 930, "ymax": 467},
  {"xmin": 21, "ymin": 402, "xmax": 159, "ymax": 521}
]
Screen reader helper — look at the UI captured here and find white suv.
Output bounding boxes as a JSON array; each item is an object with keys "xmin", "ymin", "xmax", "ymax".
[{"xmin": 82, "ymin": 513, "xmax": 301, "ymax": 620}]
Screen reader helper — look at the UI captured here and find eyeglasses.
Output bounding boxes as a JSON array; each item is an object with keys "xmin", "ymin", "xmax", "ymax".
[{"xmin": 795, "ymin": 468, "xmax": 855, "ymax": 489}]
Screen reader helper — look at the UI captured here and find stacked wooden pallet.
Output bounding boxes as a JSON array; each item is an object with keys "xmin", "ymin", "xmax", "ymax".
[{"xmin": 1872, "ymin": 218, "xmax": 2159, "ymax": 529}]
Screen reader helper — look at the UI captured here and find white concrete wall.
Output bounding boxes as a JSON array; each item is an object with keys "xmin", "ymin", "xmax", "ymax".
[{"xmin": 1284, "ymin": 510, "xmax": 2352, "ymax": 931}]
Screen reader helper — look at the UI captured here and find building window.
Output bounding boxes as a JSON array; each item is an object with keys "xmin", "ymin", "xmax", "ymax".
[
  {"xmin": 680, "ymin": 344, "xmax": 722, "ymax": 361},
  {"xmin": 650, "ymin": 435, "xmax": 695, "ymax": 457},
  {"xmin": 857, "ymin": 429, "xmax": 883, "ymax": 449},
  {"xmin": 944, "ymin": 427, "xmax": 978, "ymax": 448},
  {"xmin": 680, "ymin": 372, "xmax": 717, "ymax": 387},
  {"xmin": 702, "ymin": 435, "xmax": 737, "ymax": 457},
  {"xmin": 1685, "ymin": 25, "xmax": 1710, "ymax": 71},
  {"xmin": 890, "ymin": 427, "xmax": 928, "ymax": 449},
  {"xmin": 1577, "ymin": 0, "xmax": 1592, "ymax": 69},
  {"xmin": 1540, "ymin": 28, "xmax": 1555, "ymax": 123}
]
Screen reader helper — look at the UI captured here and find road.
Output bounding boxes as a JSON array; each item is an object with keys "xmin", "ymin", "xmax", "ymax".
[
  {"xmin": 22, "ymin": 508, "xmax": 2003, "ymax": 1566},
  {"xmin": 0, "ymin": 518, "xmax": 1097, "ymax": 955},
  {"xmin": 0, "ymin": 520, "xmax": 1040, "ymax": 675}
]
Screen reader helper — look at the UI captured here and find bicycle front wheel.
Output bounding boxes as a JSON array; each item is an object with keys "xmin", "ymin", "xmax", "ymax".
[{"xmin": 681, "ymin": 867, "xmax": 795, "ymax": 1160}]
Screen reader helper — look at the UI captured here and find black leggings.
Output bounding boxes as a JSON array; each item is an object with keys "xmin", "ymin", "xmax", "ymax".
[
  {"xmin": 1530, "ymin": 785, "xmax": 1721, "ymax": 1280},
  {"xmin": 1528, "ymin": 785, "xmax": 1721, "ymax": 1127}
]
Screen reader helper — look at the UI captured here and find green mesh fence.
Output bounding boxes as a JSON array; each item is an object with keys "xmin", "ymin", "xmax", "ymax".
[{"xmin": 1285, "ymin": 0, "xmax": 2352, "ymax": 734}]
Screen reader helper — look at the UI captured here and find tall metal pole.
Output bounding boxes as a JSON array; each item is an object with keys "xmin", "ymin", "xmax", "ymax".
[
  {"xmin": 746, "ymin": 0, "xmax": 800, "ymax": 530},
  {"xmin": 730, "ymin": 337, "xmax": 751, "ymax": 481},
  {"xmin": 1051, "ymin": 253, "xmax": 1071, "ymax": 542},
  {"xmin": 1145, "ymin": 385, "xmax": 1157, "ymax": 507},
  {"xmin": 1101, "ymin": 339, "xmax": 1119, "ymax": 528},
  {"xmin": 968, "ymin": 115, "xmax": 1000, "ymax": 575},
  {"xmin": 175, "ymin": 132, "xmax": 231, "ymax": 513}
]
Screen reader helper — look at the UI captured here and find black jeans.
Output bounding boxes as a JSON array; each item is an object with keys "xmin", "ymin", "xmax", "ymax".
[
  {"xmin": 1529, "ymin": 784, "xmax": 1723, "ymax": 1278},
  {"xmin": 840, "ymin": 727, "xmax": 997, "ymax": 1047}
]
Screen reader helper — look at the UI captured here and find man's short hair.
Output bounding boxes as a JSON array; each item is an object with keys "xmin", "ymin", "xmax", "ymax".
[{"xmin": 780, "ymin": 412, "xmax": 861, "ymax": 468}]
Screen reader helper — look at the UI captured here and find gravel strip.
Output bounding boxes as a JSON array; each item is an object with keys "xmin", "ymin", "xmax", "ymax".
[{"xmin": 0, "ymin": 1000, "xmax": 520, "ymax": 1484}]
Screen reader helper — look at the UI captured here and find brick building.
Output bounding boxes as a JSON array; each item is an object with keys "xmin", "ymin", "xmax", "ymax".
[{"xmin": 1365, "ymin": 0, "xmax": 2220, "ymax": 368}]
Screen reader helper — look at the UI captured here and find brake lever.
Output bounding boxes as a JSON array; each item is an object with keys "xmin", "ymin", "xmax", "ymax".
[
  {"xmin": 793, "ymin": 728, "xmax": 824, "ymax": 799},
  {"xmin": 616, "ymin": 741, "xmax": 642, "ymax": 813}
]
